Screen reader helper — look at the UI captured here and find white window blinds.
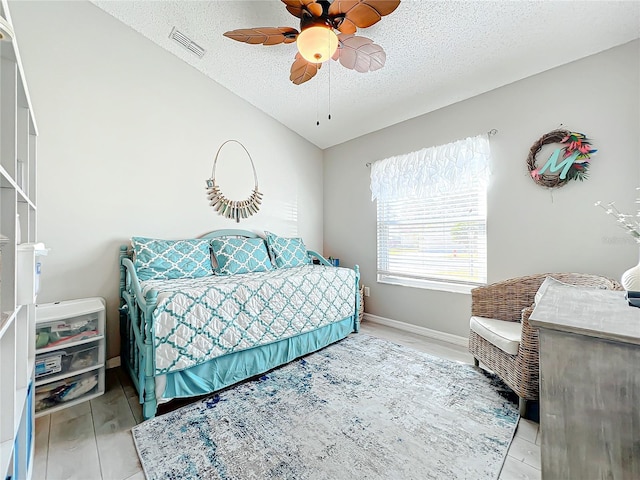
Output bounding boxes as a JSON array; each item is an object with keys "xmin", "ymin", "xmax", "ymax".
[{"xmin": 370, "ymin": 135, "xmax": 491, "ymax": 289}]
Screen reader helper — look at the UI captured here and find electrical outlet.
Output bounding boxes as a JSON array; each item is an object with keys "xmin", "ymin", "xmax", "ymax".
[{"xmin": 364, "ymin": 286, "xmax": 370, "ymax": 297}]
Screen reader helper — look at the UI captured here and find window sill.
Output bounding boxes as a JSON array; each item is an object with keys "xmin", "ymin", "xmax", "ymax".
[{"xmin": 377, "ymin": 275, "xmax": 483, "ymax": 294}]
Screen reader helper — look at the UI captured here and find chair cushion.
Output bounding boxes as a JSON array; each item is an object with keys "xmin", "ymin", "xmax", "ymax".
[{"xmin": 469, "ymin": 316, "xmax": 521, "ymax": 355}]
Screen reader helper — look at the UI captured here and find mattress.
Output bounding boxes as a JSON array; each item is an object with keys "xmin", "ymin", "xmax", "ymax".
[{"xmin": 140, "ymin": 265, "xmax": 357, "ymax": 374}]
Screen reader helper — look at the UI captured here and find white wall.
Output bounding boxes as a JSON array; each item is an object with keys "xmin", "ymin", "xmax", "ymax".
[
  {"xmin": 324, "ymin": 40, "xmax": 640, "ymax": 339},
  {"xmin": 10, "ymin": 1, "xmax": 324, "ymax": 360}
]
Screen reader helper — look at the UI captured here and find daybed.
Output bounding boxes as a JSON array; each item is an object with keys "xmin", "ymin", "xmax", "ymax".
[{"xmin": 119, "ymin": 229, "xmax": 360, "ymax": 419}]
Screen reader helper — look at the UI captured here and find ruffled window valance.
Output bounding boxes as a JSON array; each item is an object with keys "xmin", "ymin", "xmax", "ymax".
[{"xmin": 370, "ymin": 135, "xmax": 491, "ymax": 201}]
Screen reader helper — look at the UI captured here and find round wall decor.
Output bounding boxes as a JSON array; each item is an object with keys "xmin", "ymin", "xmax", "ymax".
[
  {"xmin": 527, "ymin": 129, "xmax": 596, "ymax": 189},
  {"xmin": 206, "ymin": 140, "xmax": 263, "ymax": 223}
]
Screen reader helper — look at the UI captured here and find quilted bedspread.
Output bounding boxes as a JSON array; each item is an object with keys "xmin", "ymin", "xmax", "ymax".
[{"xmin": 140, "ymin": 265, "xmax": 357, "ymax": 374}]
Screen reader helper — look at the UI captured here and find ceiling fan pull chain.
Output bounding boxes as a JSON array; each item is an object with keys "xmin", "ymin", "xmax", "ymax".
[
  {"xmin": 328, "ymin": 57, "xmax": 331, "ymax": 121},
  {"xmin": 316, "ymin": 71, "xmax": 320, "ymax": 126}
]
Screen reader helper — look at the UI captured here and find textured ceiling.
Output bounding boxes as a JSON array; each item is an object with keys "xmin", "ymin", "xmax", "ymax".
[{"xmin": 91, "ymin": 1, "xmax": 640, "ymax": 149}]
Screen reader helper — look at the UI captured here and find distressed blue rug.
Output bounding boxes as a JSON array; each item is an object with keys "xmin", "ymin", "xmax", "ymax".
[{"xmin": 132, "ymin": 334, "xmax": 518, "ymax": 480}]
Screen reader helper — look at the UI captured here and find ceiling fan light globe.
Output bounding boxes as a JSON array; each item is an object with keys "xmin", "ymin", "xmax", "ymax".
[{"xmin": 296, "ymin": 26, "xmax": 338, "ymax": 63}]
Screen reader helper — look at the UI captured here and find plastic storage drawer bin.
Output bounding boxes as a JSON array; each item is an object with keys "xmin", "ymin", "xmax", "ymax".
[
  {"xmin": 35, "ymin": 343, "xmax": 100, "ymax": 379},
  {"xmin": 35, "ymin": 371, "xmax": 100, "ymax": 413},
  {"xmin": 35, "ymin": 311, "xmax": 100, "ymax": 349},
  {"xmin": 35, "ymin": 297, "xmax": 106, "ymax": 416}
]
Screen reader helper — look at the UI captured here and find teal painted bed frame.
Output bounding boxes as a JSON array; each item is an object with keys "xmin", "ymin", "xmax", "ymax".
[{"xmin": 119, "ymin": 229, "xmax": 360, "ymax": 419}]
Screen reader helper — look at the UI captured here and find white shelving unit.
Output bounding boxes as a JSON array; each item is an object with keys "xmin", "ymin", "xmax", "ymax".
[
  {"xmin": 0, "ymin": 0, "xmax": 39, "ymax": 478},
  {"xmin": 34, "ymin": 298, "xmax": 105, "ymax": 417}
]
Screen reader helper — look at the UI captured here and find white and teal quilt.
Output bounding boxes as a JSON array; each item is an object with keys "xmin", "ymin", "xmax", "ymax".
[{"xmin": 140, "ymin": 265, "xmax": 357, "ymax": 374}]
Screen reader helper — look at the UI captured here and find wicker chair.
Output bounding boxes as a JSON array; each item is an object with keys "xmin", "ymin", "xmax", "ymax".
[{"xmin": 468, "ymin": 273, "xmax": 622, "ymax": 417}]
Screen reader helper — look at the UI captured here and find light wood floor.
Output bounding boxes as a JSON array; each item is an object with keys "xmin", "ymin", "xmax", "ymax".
[{"xmin": 33, "ymin": 321, "xmax": 541, "ymax": 480}]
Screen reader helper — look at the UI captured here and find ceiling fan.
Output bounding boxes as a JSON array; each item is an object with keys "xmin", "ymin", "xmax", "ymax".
[{"xmin": 223, "ymin": 0, "xmax": 401, "ymax": 85}]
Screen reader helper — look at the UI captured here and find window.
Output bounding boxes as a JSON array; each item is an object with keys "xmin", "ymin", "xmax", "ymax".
[{"xmin": 370, "ymin": 135, "xmax": 491, "ymax": 293}]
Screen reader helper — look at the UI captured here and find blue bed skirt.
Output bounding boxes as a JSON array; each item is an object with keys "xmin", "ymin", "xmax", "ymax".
[{"xmin": 162, "ymin": 316, "xmax": 355, "ymax": 399}]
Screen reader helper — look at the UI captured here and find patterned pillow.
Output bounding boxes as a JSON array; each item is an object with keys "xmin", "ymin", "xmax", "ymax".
[
  {"xmin": 211, "ymin": 237, "xmax": 273, "ymax": 275},
  {"xmin": 265, "ymin": 231, "xmax": 311, "ymax": 269},
  {"xmin": 132, "ymin": 237, "xmax": 213, "ymax": 281}
]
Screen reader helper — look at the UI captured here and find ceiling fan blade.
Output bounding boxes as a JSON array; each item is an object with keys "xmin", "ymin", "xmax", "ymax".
[
  {"xmin": 223, "ymin": 27, "xmax": 299, "ymax": 46},
  {"xmin": 290, "ymin": 53, "xmax": 322, "ymax": 85},
  {"xmin": 307, "ymin": 3, "xmax": 324, "ymax": 17},
  {"xmin": 335, "ymin": 34, "xmax": 386, "ymax": 73},
  {"xmin": 330, "ymin": 1, "xmax": 400, "ymax": 32},
  {"xmin": 335, "ymin": 19, "xmax": 357, "ymax": 35},
  {"xmin": 281, "ymin": 0, "xmax": 323, "ymax": 19}
]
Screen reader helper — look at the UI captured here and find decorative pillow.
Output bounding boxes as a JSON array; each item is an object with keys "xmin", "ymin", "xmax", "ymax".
[
  {"xmin": 211, "ymin": 237, "xmax": 273, "ymax": 275},
  {"xmin": 264, "ymin": 231, "xmax": 311, "ymax": 269},
  {"xmin": 131, "ymin": 237, "xmax": 213, "ymax": 281},
  {"xmin": 535, "ymin": 277, "xmax": 566, "ymax": 305},
  {"xmin": 534, "ymin": 276, "xmax": 605, "ymax": 305}
]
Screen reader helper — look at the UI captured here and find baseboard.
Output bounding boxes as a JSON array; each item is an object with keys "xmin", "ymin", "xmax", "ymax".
[
  {"xmin": 363, "ymin": 313, "xmax": 469, "ymax": 348},
  {"xmin": 106, "ymin": 356, "xmax": 121, "ymax": 369}
]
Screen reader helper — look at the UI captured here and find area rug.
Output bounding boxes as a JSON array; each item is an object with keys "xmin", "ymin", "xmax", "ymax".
[{"xmin": 132, "ymin": 334, "xmax": 518, "ymax": 480}]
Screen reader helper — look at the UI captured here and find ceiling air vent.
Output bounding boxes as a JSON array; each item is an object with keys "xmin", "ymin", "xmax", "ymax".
[{"xmin": 169, "ymin": 27, "xmax": 205, "ymax": 58}]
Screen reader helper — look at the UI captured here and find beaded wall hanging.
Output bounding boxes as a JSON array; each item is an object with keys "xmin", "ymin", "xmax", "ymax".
[{"xmin": 206, "ymin": 140, "xmax": 263, "ymax": 222}]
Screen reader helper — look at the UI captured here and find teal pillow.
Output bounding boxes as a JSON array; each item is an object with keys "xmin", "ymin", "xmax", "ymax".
[
  {"xmin": 132, "ymin": 237, "xmax": 213, "ymax": 281},
  {"xmin": 265, "ymin": 231, "xmax": 311, "ymax": 269},
  {"xmin": 211, "ymin": 237, "xmax": 273, "ymax": 275}
]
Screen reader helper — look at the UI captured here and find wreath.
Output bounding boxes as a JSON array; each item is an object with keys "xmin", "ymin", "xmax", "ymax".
[{"xmin": 527, "ymin": 129, "xmax": 596, "ymax": 188}]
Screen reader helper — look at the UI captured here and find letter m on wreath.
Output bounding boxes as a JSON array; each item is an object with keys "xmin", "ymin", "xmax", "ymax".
[{"xmin": 537, "ymin": 148, "xmax": 581, "ymax": 180}]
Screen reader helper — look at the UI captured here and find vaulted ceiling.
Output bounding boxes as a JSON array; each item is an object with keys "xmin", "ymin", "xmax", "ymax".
[{"xmin": 92, "ymin": 1, "xmax": 640, "ymax": 149}]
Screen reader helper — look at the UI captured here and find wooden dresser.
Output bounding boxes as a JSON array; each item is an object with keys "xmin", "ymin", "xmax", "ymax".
[{"xmin": 530, "ymin": 282, "xmax": 640, "ymax": 479}]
